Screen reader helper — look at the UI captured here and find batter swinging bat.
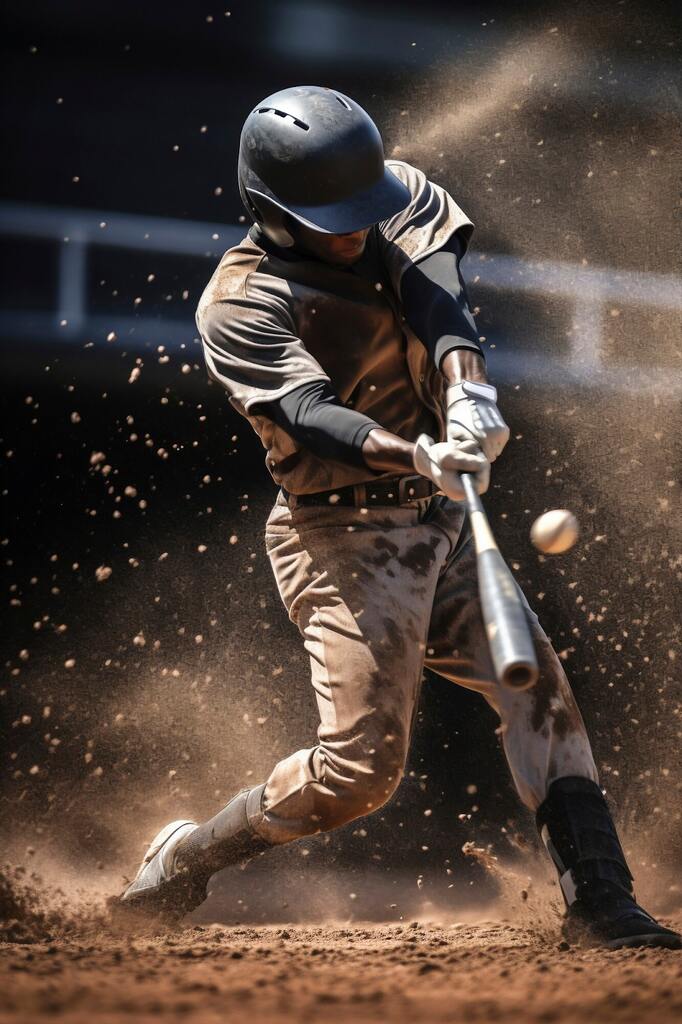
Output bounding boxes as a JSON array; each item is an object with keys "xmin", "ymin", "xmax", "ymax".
[{"xmin": 460, "ymin": 473, "xmax": 539, "ymax": 691}]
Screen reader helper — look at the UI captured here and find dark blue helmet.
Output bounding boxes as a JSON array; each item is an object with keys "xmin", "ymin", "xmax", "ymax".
[{"xmin": 238, "ymin": 85, "xmax": 411, "ymax": 247}]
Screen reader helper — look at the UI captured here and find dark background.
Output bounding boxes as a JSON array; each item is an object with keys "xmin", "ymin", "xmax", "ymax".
[{"xmin": 1, "ymin": 0, "xmax": 680, "ymax": 921}]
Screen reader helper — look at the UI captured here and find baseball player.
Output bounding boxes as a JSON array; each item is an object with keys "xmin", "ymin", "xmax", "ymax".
[{"xmin": 117, "ymin": 87, "xmax": 680, "ymax": 950}]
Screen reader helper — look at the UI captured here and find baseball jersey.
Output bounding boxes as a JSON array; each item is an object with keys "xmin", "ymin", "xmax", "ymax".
[{"xmin": 196, "ymin": 160, "xmax": 474, "ymax": 495}]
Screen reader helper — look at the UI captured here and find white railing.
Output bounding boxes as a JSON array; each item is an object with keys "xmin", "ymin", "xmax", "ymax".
[
  {"xmin": 0, "ymin": 201, "xmax": 242, "ymax": 347},
  {"xmin": 1, "ymin": 200, "xmax": 680, "ymax": 393}
]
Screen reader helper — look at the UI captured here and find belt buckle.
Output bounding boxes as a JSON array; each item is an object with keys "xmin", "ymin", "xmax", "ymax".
[{"xmin": 398, "ymin": 475, "xmax": 420, "ymax": 505}]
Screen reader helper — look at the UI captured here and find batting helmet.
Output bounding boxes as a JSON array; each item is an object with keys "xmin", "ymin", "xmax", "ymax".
[{"xmin": 238, "ymin": 85, "xmax": 411, "ymax": 247}]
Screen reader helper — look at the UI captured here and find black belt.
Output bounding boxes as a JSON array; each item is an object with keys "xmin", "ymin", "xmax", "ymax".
[{"xmin": 281, "ymin": 474, "xmax": 438, "ymax": 508}]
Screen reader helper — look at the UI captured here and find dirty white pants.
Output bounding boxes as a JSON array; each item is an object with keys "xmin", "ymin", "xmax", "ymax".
[{"xmin": 250, "ymin": 491, "xmax": 597, "ymax": 844}]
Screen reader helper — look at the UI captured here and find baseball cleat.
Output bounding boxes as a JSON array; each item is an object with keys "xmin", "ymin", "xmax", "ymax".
[
  {"xmin": 538, "ymin": 777, "xmax": 682, "ymax": 951},
  {"xmin": 563, "ymin": 888, "xmax": 682, "ymax": 950},
  {"xmin": 115, "ymin": 819, "xmax": 206, "ymax": 921}
]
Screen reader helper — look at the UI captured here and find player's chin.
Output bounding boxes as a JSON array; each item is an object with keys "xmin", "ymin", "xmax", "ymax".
[{"xmin": 331, "ymin": 250, "xmax": 364, "ymax": 266}]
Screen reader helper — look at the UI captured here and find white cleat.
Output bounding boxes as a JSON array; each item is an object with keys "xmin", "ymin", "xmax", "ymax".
[{"xmin": 116, "ymin": 819, "xmax": 204, "ymax": 920}]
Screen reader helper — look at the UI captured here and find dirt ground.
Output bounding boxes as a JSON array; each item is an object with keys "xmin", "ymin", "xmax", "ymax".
[{"xmin": 2, "ymin": 915, "xmax": 681, "ymax": 1024}]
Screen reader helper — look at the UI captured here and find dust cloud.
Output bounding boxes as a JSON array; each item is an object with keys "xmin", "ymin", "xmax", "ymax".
[{"xmin": 381, "ymin": 9, "xmax": 681, "ymax": 883}]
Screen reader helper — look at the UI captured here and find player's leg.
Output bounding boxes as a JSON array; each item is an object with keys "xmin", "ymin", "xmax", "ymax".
[
  {"xmin": 264, "ymin": 500, "xmax": 531, "ymax": 814},
  {"xmin": 240, "ymin": 495, "xmax": 450, "ymax": 838},
  {"xmin": 117, "ymin": 495, "xmax": 449, "ymax": 918},
  {"xmin": 423, "ymin": 498, "xmax": 680, "ymax": 949},
  {"xmin": 425, "ymin": 527, "xmax": 597, "ymax": 809}
]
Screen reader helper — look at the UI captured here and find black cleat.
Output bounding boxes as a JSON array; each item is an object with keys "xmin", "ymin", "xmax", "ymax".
[
  {"xmin": 564, "ymin": 883, "xmax": 682, "ymax": 950},
  {"xmin": 537, "ymin": 776, "xmax": 682, "ymax": 951}
]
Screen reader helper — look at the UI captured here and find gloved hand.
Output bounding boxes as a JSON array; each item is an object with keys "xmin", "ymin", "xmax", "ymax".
[
  {"xmin": 445, "ymin": 381, "xmax": 510, "ymax": 462},
  {"xmin": 413, "ymin": 433, "xmax": 490, "ymax": 501}
]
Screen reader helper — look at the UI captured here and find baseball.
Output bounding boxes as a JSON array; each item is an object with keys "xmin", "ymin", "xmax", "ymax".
[{"xmin": 530, "ymin": 509, "xmax": 579, "ymax": 554}]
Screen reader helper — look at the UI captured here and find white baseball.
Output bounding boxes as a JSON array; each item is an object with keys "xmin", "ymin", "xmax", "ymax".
[{"xmin": 530, "ymin": 509, "xmax": 579, "ymax": 554}]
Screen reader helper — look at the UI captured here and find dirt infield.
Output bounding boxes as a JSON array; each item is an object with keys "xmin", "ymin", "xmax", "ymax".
[{"xmin": 2, "ymin": 916, "xmax": 681, "ymax": 1024}]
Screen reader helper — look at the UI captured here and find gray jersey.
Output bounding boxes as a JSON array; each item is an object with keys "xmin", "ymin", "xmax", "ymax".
[{"xmin": 196, "ymin": 160, "xmax": 473, "ymax": 495}]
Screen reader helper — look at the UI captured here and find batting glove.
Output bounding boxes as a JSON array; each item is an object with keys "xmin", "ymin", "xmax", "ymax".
[
  {"xmin": 413, "ymin": 434, "xmax": 490, "ymax": 501},
  {"xmin": 445, "ymin": 381, "xmax": 510, "ymax": 462}
]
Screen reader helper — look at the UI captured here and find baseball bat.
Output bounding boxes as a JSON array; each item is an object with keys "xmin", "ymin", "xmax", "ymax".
[{"xmin": 460, "ymin": 472, "xmax": 539, "ymax": 691}]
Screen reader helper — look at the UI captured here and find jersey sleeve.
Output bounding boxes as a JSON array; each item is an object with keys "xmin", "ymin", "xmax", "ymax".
[
  {"xmin": 400, "ymin": 232, "xmax": 484, "ymax": 369},
  {"xmin": 377, "ymin": 160, "xmax": 474, "ymax": 298},
  {"xmin": 250, "ymin": 380, "xmax": 380, "ymax": 469},
  {"xmin": 197, "ymin": 285, "xmax": 331, "ymax": 414}
]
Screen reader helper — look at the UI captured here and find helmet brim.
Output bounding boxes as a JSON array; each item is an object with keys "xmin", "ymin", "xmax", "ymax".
[{"xmin": 248, "ymin": 165, "xmax": 411, "ymax": 236}]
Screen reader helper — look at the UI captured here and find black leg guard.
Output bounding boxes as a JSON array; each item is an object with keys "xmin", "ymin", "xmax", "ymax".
[
  {"xmin": 175, "ymin": 784, "xmax": 272, "ymax": 883},
  {"xmin": 537, "ymin": 777, "xmax": 681, "ymax": 950}
]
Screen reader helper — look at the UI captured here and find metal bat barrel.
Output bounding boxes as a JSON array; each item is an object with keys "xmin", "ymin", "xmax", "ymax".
[{"xmin": 461, "ymin": 473, "xmax": 539, "ymax": 691}]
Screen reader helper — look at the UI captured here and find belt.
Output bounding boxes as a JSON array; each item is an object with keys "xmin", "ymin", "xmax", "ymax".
[{"xmin": 281, "ymin": 474, "xmax": 438, "ymax": 508}]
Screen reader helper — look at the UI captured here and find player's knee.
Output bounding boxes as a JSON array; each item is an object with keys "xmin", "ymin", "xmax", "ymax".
[
  {"xmin": 351, "ymin": 759, "xmax": 404, "ymax": 815},
  {"xmin": 320, "ymin": 734, "xmax": 406, "ymax": 827},
  {"xmin": 323, "ymin": 766, "xmax": 403, "ymax": 829}
]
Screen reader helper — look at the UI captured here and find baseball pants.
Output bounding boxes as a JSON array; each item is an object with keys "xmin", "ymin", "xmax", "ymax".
[{"xmin": 248, "ymin": 491, "xmax": 598, "ymax": 844}]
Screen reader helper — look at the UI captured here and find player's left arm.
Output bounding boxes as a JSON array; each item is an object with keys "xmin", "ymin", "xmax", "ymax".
[{"xmin": 401, "ymin": 231, "xmax": 510, "ymax": 462}]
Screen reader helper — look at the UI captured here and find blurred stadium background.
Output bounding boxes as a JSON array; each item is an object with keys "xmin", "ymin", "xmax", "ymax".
[{"xmin": 1, "ymin": 0, "xmax": 680, "ymax": 920}]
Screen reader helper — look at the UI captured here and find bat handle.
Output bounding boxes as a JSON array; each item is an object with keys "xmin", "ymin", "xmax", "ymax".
[
  {"xmin": 460, "ymin": 470, "xmax": 483, "ymax": 518},
  {"xmin": 460, "ymin": 471, "xmax": 496, "ymax": 556}
]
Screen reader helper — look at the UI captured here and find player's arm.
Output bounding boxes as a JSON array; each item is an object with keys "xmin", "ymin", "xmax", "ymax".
[
  {"xmin": 250, "ymin": 376, "xmax": 421, "ymax": 475},
  {"xmin": 401, "ymin": 231, "xmax": 510, "ymax": 462},
  {"xmin": 252, "ymin": 386, "xmax": 487, "ymax": 492},
  {"xmin": 251, "ymin": 379, "xmax": 381, "ymax": 468},
  {"xmin": 253, "ymin": 383, "xmax": 488, "ymax": 496}
]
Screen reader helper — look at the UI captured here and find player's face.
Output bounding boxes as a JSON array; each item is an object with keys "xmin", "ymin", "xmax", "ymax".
[{"xmin": 293, "ymin": 224, "xmax": 371, "ymax": 266}]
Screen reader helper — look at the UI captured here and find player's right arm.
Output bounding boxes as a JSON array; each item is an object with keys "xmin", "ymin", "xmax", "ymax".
[
  {"xmin": 255, "ymin": 379, "xmax": 428, "ymax": 476},
  {"xmin": 254, "ymin": 387, "xmax": 487, "ymax": 494}
]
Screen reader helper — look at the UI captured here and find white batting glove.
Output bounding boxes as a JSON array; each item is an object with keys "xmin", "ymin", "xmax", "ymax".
[
  {"xmin": 446, "ymin": 381, "xmax": 510, "ymax": 462},
  {"xmin": 413, "ymin": 433, "xmax": 490, "ymax": 501}
]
